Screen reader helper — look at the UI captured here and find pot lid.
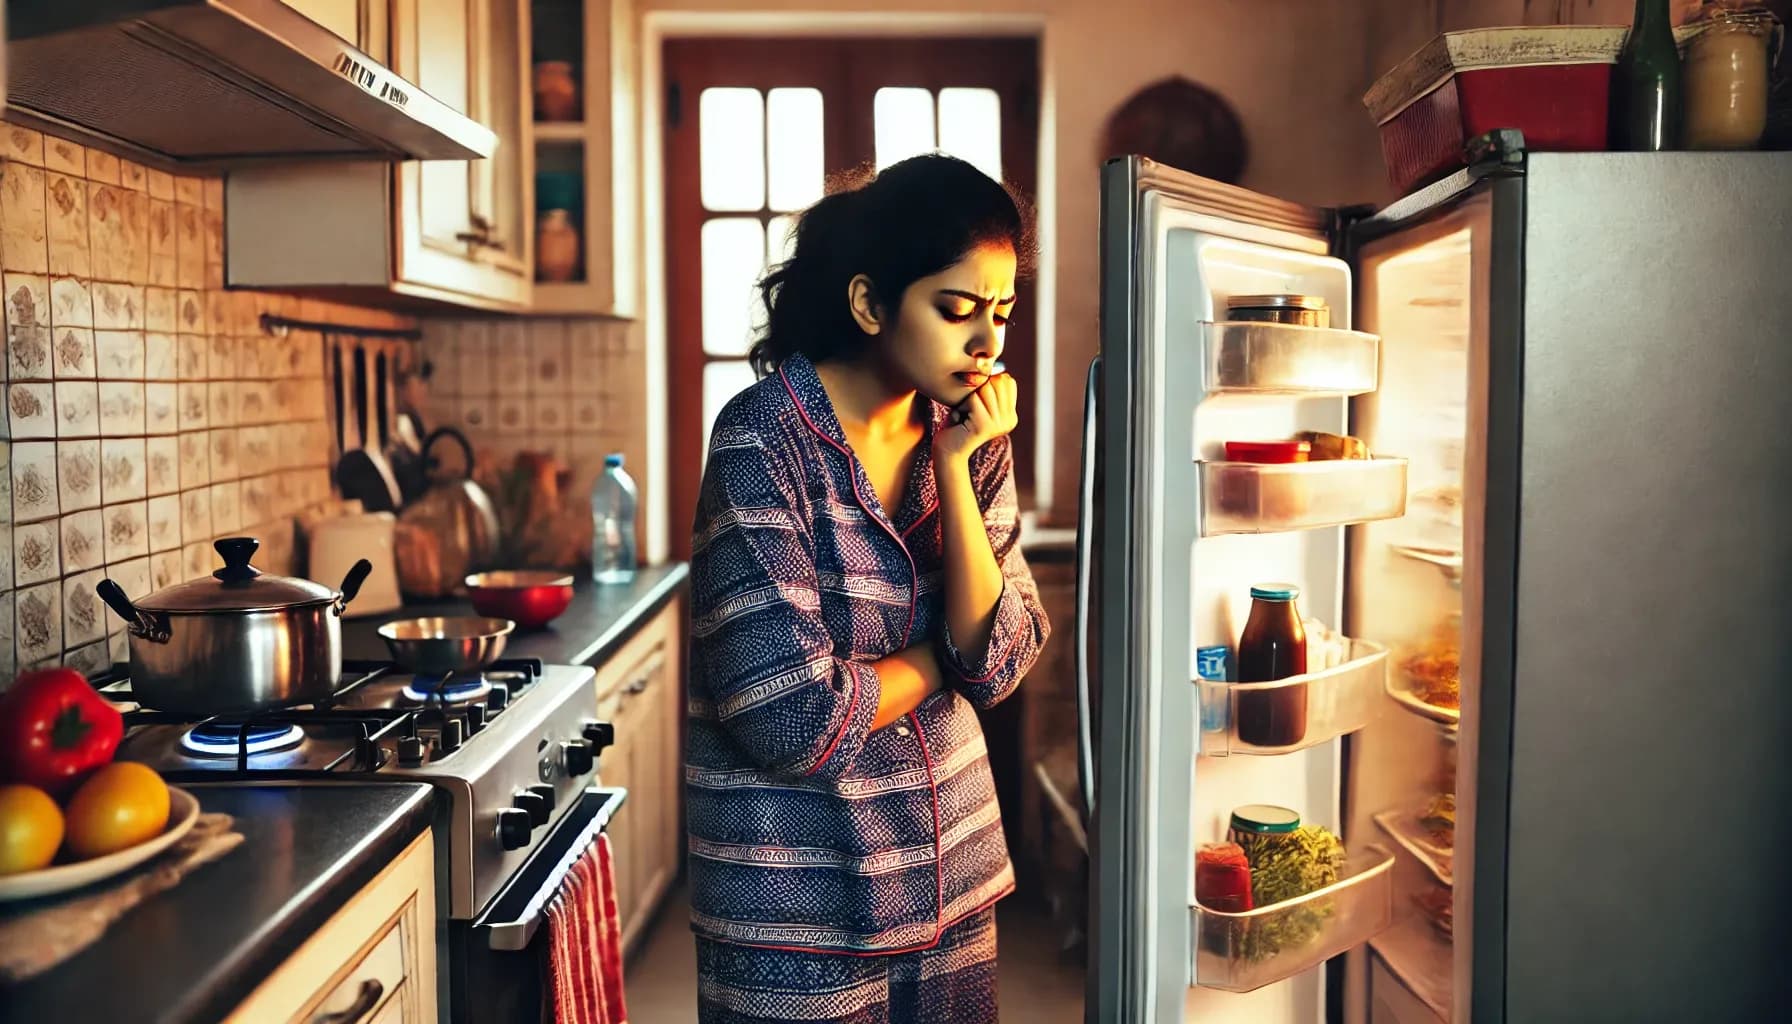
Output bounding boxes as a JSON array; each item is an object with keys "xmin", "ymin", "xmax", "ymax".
[{"xmin": 135, "ymin": 537, "xmax": 338, "ymax": 613}]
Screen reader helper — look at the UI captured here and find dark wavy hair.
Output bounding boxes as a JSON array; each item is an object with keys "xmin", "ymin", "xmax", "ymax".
[{"xmin": 748, "ymin": 153, "xmax": 1036, "ymax": 377}]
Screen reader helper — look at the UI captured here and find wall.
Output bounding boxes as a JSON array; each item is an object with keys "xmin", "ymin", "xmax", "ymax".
[
  {"xmin": 0, "ymin": 124, "xmax": 410, "ymax": 684},
  {"xmin": 641, "ymin": 0, "xmax": 1391, "ymax": 531},
  {"xmin": 417, "ymin": 315, "xmax": 647, "ymax": 514}
]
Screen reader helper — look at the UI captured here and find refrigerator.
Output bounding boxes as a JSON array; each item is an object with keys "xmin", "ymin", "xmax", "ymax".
[{"xmin": 1076, "ymin": 145, "xmax": 1792, "ymax": 1024}]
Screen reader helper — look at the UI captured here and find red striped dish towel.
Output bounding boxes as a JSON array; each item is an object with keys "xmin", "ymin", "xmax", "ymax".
[{"xmin": 546, "ymin": 836, "xmax": 628, "ymax": 1024}]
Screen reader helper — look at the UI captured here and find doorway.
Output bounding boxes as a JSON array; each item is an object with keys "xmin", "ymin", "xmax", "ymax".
[{"xmin": 661, "ymin": 35, "xmax": 1040, "ymax": 559}]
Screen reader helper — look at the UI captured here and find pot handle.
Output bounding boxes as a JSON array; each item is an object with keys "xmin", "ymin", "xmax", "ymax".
[
  {"xmin": 335, "ymin": 559, "xmax": 376, "ymax": 617},
  {"xmin": 96, "ymin": 579, "xmax": 171, "ymax": 644}
]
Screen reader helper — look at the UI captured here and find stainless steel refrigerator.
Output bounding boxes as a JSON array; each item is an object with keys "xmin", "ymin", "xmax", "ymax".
[{"xmin": 1076, "ymin": 145, "xmax": 1792, "ymax": 1024}]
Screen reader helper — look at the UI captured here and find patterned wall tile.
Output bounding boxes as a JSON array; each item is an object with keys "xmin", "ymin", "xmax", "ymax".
[
  {"xmin": 60, "ymin": 509, "xmax": 103, "ymax": 573},
  {"xmin": 4, "ymin": 121, "xmax": 411, "ymax": 677},
  {"xmin": 12, "ymin": 441, "xmax": 58, "ymax": 521},
  {"xmin": 14, "ymin": 519, "xmax": 61, "ymax": 585},
  {"xmin": 52, "ymin": 381, "xmax": 96, "ymax": 438},
  {"xmin": 9, "ymin": 382, "xmax": 55, "ymax": 438},
  {"xmin": 2, "ymin": 164, "xmax": 49, "ymax": 275}
]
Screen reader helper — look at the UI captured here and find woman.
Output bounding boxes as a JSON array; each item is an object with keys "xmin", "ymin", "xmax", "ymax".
[{"xmin": 686, "ymin": 153, "xmax": 1050, "ymax": 1024}]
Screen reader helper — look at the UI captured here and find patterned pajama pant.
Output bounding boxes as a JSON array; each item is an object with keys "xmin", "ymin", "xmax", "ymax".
[{"xmin": 695, "ymin": 909, "xmax": 999, "ymax": 1023}]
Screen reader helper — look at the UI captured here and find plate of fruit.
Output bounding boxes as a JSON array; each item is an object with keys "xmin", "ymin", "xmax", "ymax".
[{"xmin": 0, "ymin": 668, "xmax": 198, "ymax": 902}]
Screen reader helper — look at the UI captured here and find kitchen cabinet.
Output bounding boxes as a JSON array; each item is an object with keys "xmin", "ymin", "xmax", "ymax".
[
  {"xmin": 225, "ymin": 0, "xmax": 533, "ymax": 310},
  {"xmin": 525, "ymin": 0, "xmax": 641, "ymax": 316},
  {"xmin": 223, "ymin": 830, "xmax": 437, "ymax": 1024},
  {"xmin": 592, "ymin": 599, "xmax": 681, "ymax": 952},
  {"xmin": 285, "ymin": 0, "xmax": 390, "ymax": 61}
]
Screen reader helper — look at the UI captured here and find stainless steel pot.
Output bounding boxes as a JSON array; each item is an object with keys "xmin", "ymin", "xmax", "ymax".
[{"xmin": 97, "ymin": 537, "xmax": 374, "ymax": 715}]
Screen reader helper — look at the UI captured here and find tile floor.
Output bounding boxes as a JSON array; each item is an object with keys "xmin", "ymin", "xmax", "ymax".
[{"xmin": 627, "ymin": 884, "xmax": 1086, "ymax": 1023}]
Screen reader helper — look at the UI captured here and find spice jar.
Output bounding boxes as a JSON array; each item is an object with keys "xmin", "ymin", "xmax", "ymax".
[
  {"xmin": 1195, "ymin": 841, "xmax": 1254, "ymax": 913},
  {"xmin": 1682, "ymin": 7, "xmax": 1781, "ymax": 150},
  {"xmin": 1228, "ymin": 805, "xmax": 1302, "ymax": 854}
]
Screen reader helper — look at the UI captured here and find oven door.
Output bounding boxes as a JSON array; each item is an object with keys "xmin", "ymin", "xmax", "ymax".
[{"xmin": 447, "ymin": 787, "xmax": 627, "ymax": 1024}]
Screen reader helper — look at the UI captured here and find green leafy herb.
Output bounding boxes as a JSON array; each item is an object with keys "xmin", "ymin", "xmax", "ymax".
[{"xmin": 1231, "ymin": 825, "xmax": 1348, "ymax": 962}]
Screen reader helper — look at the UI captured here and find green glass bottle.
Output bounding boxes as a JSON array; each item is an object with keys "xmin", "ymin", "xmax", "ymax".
[{"xmin": 1612, "ymin": 0, "xmax": 1683, "ymax": 150}]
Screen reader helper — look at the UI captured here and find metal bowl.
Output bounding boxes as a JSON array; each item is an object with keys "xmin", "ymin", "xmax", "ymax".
[
  {"xmin": 463, "ymin": 571, "xmax": 575, "ymax": 630},
  {"xmin": 377, "ymin": 616, "xmax": 515, "ymax": 675}
]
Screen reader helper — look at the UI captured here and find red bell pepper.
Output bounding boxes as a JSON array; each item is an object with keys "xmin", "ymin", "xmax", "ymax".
[{"xmin": 0, "ymin": 668, "xmax": 125, "ymax": 797}]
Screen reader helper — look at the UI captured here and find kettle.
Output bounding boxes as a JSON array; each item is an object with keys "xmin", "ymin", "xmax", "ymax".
[{"xmin": 395, "ymin": 427, "xmax": 501, "ymax": 598}]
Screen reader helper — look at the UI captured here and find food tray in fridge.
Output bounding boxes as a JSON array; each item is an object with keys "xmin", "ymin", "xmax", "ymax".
[
  {"xmin": 1361, "ymin": 25, "xmax": 1625, "ymax": 194},
  {"xmin": 1197, "ymin": 638, "xmax": 1388, "ymax": 756},
  {"xmin": 1202, "ymin": 321, "xmax": 1381, "ymax": 396},
  {"xmin": 1201, "ymin": 457, "xmax": 1409, "ymax": 536},
  {"xmin": 1384, "ymin": 669, "xmax": 1460, "ymax": 725},
  {"xmin": 1373, "ymin": 808, "xmax": 1454, "ymax": 886},
  {"xmin": 1192, "ymin": 844, "xmax": 1396, "ymax": 993}
]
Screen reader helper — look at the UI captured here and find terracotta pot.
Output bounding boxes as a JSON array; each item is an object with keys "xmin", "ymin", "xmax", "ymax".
[
  {"xmin": 534, "ymin": 61, "xmax": 581, "ymax": 122},
  {"xmin": 537, "ymin": 209, "xmax": 582, "ymax": 282}
]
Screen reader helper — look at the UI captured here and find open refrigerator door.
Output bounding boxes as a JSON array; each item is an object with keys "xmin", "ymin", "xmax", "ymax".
[{"xmin": 1088, "ymin": 157, "xmax": 1409, "ymax": 1024}]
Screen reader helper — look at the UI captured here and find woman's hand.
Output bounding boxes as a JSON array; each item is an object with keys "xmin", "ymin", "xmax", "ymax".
[{"xmin": 934, "ymin": 373, "xmax": 1018, "ymax": 464}]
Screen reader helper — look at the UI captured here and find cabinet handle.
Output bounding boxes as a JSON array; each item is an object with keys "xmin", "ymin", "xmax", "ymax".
[
  {"xmin": 311, "ymin": 979, "xmax": 384, "ymax": 1024},
  {"xmin": 454, "ymin": 229, "xmax": 506, "ymax": 251}
]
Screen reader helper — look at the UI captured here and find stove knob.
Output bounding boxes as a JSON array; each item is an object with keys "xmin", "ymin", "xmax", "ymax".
[
  {"xmin": 486, "ymin": 684, "xmax": 510, "ymax": 713},
  {"xmin": 528, "ymin": 783, "xmax": 556, "ymax": 812},
  {"xmin": 513, "ymin": 790, "xmax": 550, "ymax": 827},
  {"xmin": 496, "ymin": 808, "xmax": 533, "ymax": 851},
  {"xmin": 438, "ymin": 717, "xmax": 465, "ymax": 756},
  {"xmin": 561, "ymin": 738, "xmax": 595, "ymax": 777},
  {"xmin": 397, "ymin": 735, "xmax": 426, "ymax": 766},
  {"xmin": 581, "ymin": 721, "xmax": 616, "ymax": 752},
  {"xmin": 464, "ymin": 702, "xmax": 486, "ymax": 734}
]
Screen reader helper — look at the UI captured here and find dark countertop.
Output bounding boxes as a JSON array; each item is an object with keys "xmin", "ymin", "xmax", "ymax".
[
  {"xmin": 3, "ymin": 783, "xmax": 436, "ymax": 1024},
  {"xmin": 342, "ymin": 562, "xmax": 689, "ymax": 668}
]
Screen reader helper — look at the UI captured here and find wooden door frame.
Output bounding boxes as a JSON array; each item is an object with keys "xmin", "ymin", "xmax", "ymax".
[{"xmin": 663, "ymin": 36, "xmax": 1041, "ymax": 559}]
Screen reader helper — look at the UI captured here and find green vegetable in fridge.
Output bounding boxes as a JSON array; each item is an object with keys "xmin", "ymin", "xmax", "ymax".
[{"xmin": 1234, "ymin": 825, "xmax": 1348, "ymax": 962}]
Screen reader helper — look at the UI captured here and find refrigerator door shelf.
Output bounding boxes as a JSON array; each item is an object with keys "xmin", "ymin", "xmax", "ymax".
[
  {"xmin": 1203, "ymin": 321, "xmax": 1381, "ymax": 396},
  {"xmin": 1388, "ymin": 543, "xmax": 1464, "ymax": 586},
  {"xmin": 1372, "ymin": 808, "xmax": 1454, "ymax": 886},
  {"xmin": 1200, "ymin": 457, "xmax": 1410, "ymax": 536},
  {"xmin": 1192, "ymin": 844, "xmax": 1396, "ymax": 993},
  {"xmin": 1197, "ymin": 638, "xmax": 1389, "ymax": 756}
]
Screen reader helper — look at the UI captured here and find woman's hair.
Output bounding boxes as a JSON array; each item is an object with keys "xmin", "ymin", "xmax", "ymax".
[{"xmin": 748, "ymin": 153, "xmax": 1036, "ymax": 376}]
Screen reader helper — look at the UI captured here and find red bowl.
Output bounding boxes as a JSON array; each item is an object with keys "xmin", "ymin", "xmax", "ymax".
[{"xmin": 464, "ymin": 571, "xmax": 575, "ymax": 630}]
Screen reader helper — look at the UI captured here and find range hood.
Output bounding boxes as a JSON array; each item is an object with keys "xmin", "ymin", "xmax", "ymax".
[{"xmin": 6, "ymin": 0, "xmax": 495, "ymax": 171}]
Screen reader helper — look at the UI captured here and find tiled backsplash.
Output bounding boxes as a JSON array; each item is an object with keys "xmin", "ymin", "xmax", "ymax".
[
  {"xmin": 419, "ymin": 316, "xmax": 644, "ymax": 507},
  {"xmin": 0, "ymin": 124, "xmax": 412, "ymax": 683}
]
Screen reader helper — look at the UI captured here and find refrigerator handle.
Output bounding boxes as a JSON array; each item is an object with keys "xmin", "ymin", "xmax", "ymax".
[{"xmin": 1074, "ymin": 356, "xmax": 1100, "ymax": 818}]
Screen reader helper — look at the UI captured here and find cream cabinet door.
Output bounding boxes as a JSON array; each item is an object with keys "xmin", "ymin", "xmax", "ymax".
[
  {"xmin": 284, "ymin": 0, "xmax": 389, "ymax": 60},
  {"xmin": 224, "ymin": 831, "xmax": 436, "ymax": 1024},
  {"xmin": 389, "ymin": 0, "xmax": 531, "ymax": 307}
]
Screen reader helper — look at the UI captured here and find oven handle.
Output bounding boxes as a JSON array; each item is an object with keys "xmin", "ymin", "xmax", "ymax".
[{"xmin": 474, "ymin": 787, "xmax": 627, "ymax": 951}]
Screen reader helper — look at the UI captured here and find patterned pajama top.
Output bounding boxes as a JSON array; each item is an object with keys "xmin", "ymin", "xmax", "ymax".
[{"xmin": 686, "ymin": 352, "xmax": 1050, "ymax": 954}]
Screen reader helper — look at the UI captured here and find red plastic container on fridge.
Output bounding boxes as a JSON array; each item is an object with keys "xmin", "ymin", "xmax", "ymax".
[{"xmin": 1363, "ymin": 25, "xmax": 1628, "ymax": 195}]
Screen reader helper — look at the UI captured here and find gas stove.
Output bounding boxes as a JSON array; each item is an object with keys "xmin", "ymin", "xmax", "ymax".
[{"xmin": 105, "ymin": 658, "xmax": 613, "ymax": 920}]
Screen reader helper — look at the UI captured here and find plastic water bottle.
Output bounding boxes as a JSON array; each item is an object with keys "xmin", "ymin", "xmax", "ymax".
[{"xmin": 590, "ymin": 453, "xmax": 638, "ymax": 584}]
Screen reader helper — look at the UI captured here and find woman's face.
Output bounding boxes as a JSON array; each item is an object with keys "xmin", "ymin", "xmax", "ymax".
[{"xmin": 851, "ymin": 242, "xmax": 1017, "ymax": 407}]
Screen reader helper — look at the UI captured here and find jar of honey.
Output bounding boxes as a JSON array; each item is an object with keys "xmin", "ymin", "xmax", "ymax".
[{"xmin": 1682, "ymin": 7, "xmax": 1782, "ymax": 150}]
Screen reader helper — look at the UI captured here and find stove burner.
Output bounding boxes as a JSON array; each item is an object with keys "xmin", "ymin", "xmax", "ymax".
[
  {"xmin": 180, "ymin": 722, "xmax": 306, "ymax": 758},
  {"xmin": 402, "ymin": 673, "xmax": 493, "ymax": 705}
]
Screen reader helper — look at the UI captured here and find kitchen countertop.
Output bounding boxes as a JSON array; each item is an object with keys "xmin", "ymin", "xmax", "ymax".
[
  {"xmin": 2, "ymin": 783, "xmax": 437, "ymax": 1024},
  {"xmin": 342, "ymin": 562, "xmax": 690, "ymax": 668}
]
